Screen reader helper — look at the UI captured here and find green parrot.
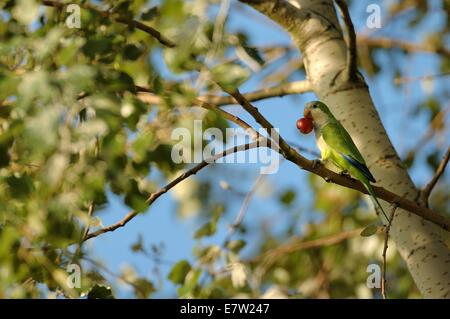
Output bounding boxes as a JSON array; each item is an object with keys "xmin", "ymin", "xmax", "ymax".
[{"xmin": 304, "ymin": 100, "xmax": 388, "ymax": 222}]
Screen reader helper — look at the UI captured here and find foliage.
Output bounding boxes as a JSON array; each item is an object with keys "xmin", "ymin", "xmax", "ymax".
[{"xmin": 0, "ymin": 0, "xmax": 448, "ymax": 298}]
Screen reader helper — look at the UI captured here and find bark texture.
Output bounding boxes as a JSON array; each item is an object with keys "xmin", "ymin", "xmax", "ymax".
[{"xmin": 241, "ymin": 0, "xmax": 450, "ymax": 298}]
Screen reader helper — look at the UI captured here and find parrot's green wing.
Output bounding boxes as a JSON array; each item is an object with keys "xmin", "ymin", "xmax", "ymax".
[{"xmin": 322, "ymin": 122, "xmax": 376, "ymax": 183}]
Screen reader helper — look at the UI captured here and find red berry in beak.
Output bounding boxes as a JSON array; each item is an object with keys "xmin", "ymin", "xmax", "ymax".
[{"xmin": 296, "ymin": 118, "xmax": 313, "ymax": 134}]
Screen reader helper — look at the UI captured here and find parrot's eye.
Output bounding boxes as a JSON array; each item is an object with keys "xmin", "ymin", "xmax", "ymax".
[{"xmin": 312, "ymin": 104, "xmax": 317, "ymax": 109}]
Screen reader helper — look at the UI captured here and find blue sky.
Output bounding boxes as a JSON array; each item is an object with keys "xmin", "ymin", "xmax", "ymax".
[{"xmin": 87, "ymin": 0, "xmax": 450, "ymax": 298}]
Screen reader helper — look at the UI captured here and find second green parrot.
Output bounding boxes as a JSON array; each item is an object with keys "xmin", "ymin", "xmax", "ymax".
[{"xmin": 304, "ymin": 100, "xmax": 388, "ymax": 222}]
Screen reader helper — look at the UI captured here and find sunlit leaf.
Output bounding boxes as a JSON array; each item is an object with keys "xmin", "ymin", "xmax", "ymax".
[{"xmin": 168, "ymin": 260, "xmax": 192, "ymax": 285}]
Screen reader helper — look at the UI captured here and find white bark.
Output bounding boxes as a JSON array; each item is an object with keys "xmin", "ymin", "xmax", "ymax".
[{"xmin": 242, "ymin": 0, "xmax": 450, "ymax": 298}]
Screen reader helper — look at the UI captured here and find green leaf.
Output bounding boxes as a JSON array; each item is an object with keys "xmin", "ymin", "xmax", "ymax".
[
  {"xmin": 0, "ymin": 143, "xmax": 10, "ymax": 167},
  {"xmin": 440, "ymin": 56, "xmax": 450, "ymax": 73},
  {"xmin": 280, "ymin": 189, "xmax": 296, "ymax": 206},
  {"xmin": 194, "ymin": 222, "xmax": 216, "ymax": 239},
  {"xmin": 194, "ymin": 207, "xmax": 222, "ymax": 239},
  {"xmin": 426, "ymin": 151, "xmax": 441, "ymax": 170},
  {"xmin": 360, "ymin": 224, "xmax": 379, "ymax": 237},
  {"xmin": 132, "ymin": 131, "xmax": 155, "ymax": 164},
  {"xmin": 124, "ymin": 179, "xmax": 148, "ymax": 212},
  {"xmin": 123, "ymin": 44, "xmax": 143, "ymax": 61},
  {"xmin": 112, "ymin": 0, "xmax": 132, "ymax": 16},
  {"xmin": 160, "ymin": 0, "xmax": 185, "ymax": 23},
  {"xmin": 149, "ymin": 75, "xmax": 163, "ymax": 94},
  {"xmin": 102, "ymin": 70, "xmax": 136, "ymax": 93},
  {"xmin": 12, "ymin": 0, "xmax": 39, "ymax": 25},
  {"xmin": 163, "ymin": 49, "xmax": 201, "ymax": 73},
  {"xmin": 168, "ymin": 260, "xmax": 191, "ymax": 284},
  {"xmin": 0, "ymin": 72, "xmax": 20, "ymax": 100},
  {"xmin": 6, "ymin": 175, "xmax": 34, "ymax": 198},
  {"xmin": 82, "ymin": 39, "xmax": 113, "ymax": 58},
  {"xmin": 141, "ymin": 6, "xmax": 159, "ymax": 20},
  {"xmin": 130, "ymin": 235, "xmax": 144, "ymax": 252},
  {"xmin": 87, "ymin": 285, "xmax": 114, "ymax": 299},
  {"xmin": 133, "ymin": 278, "xmax": 155, "ymax": 298},
  {"xmin": 242, "ymin": 46, "xmax": 265, "ymax": 66},
  {"xmin": 226, "ymin": 239, "xmax": 246, "ymax": 253},
  {"xmin": 211, "ymin": 63, "xmax": 250, "ymax": 91},
  {"xmin": 178, "ymin": 269, "xmax": 201, "ymax": 297}
]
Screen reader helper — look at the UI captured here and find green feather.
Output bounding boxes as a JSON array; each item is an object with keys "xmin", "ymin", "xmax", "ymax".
[{"xmin": 307, "ymin": 101, "xmax": 389, "ymax": 222}]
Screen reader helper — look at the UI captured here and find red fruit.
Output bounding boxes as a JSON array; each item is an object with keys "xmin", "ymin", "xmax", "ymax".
[{"xmin": 296, "ymin": 118, "xmax": 313, "ymax": 134}]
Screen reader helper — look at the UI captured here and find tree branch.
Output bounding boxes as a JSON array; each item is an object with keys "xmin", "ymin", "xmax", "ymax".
[
  {"xmin": 80, "ymin": 255, "xmax": 150, "ymax": 295},
  {"xmin": 224, "ymin": 173, "xmax": 266, "ymax": 245},
  {"xmin": 136, "ymin": 80, "xmax": 312, "ymax": 107},
  {"xmin": 421, "ymin": 146, "xmax": 450, "ymax": 201},
  {"xmin": 77, "ymin": 86, "xmax": 274, "ymax": 242},
  {"xmin": 409, "ymin": 106, "xmax": 449, "ymax": 153},
  {"xmin": 221, "ymin": 88, "xmax": 289, "ymax": 154},
  {"xmin": 381, "ymin": 205, "xmax": 397, "ymax": 299},
  {"xmin": 334, "ymin": 0, "xmax": 358, "ymax": 82},
  {"xmin": 81, "ymin": 203, "xmax": 95, "ymax": 241},
  {"xmin": 193, "ymin": 98, "xmax": 258, "ymax": 136},
  {"xmin": 249, "ymin": 227, "xmax": 368, "ymax": 269},
  {"xmin": 394, "ymin": 71, "xmax": 450, "ymax": 85},
  {"xmin": 85, "ymin": 84, "xmax": 450, "ymax": 240},
  {"xmin": 221, "ymin": 89, "xmax": 450, "ymax": 232},
  {"xmin": 64, "ymin": 0, "xmax": 450, "ymax": 235},
  {"xmin": 200, "ymin": 80, "xmax": 312, "ymax": 106},
  {"xmin": 41, "ymin": 0, "xmax": 175, "ymax": 47},
  {"xmin": 84, "ymin": 142, "xmax": 267, "ymax": 241},
  {"xmin": 358, "ymin": 36, "xmax": 450, "ymax": 58}
]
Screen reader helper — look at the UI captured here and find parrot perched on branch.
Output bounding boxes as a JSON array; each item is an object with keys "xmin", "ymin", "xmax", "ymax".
[{"xmin": 303, "ymin": 100, "xmax": 389, "ymax": 222}]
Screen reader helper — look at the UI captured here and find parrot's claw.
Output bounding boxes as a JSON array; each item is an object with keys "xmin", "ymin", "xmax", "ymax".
[
  {"xmin": 311, "ymin": 159, "xmax": 323, "ymax": 169},
  {"xmin": 339, "ymin": 170, "xmax": 352, "ymax": 179}
]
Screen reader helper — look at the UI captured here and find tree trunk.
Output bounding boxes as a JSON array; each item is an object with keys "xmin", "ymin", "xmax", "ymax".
[{"xmin": 241, "ymin": 0, "xmax": 450, "ymax": 298}]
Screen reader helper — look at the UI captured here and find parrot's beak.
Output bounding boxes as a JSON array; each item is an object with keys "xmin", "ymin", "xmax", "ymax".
[{"xmin": 304, "ymin": 108, "xmax": 312, "ymax": 119}]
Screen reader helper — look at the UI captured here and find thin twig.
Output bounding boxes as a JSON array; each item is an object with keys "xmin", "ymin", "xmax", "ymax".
[
  {"xmin": 358, "ymin": 36, "xmax": 450, "ymax": 58},
  {"xmin": 200, "ymin": 80, "xmax": 312, "ymax": 106},
  {"xmin": 249, "ymin": 227, "xmax": 369, "ymax": 273},
  {"xmin": 289, "ymin": 141, "xmax": 321, "ymax": 158},
  {"xmin": 421, "ymin": 146, "xmax": 450, "ymax": 201},
  {"xmin": 262, "ymin": 57, "xmax": 304, "ymax": 86},
  {"xmin": 222, "ymin": 88, "xmax": 290, "ymax": 155},
  {"xmin": 81, "ymin": 138, "xmax": 100, "ymax": 241},
  {"xmin": 394, "ymin": 71, "xmax": 450, "ymax": 85},
  {"xmin": 224, "ymin": 173, "xmax": 266, "ymax": 245},
  {"xmin": 84, "ymin": 142, "xmax": 269, "ymax": 241},
  {"xmin": 82, "ymin": 203, "xmax": 96, "ymax": 241},
  {"xmin": 136, "ymin": 80, "xmax": 312, "ymax": 107},
  {"xmin": 381, "ymin": 204, "xmax": 397, "ymax": 299},
  {"xmin": 192, "ymin": 99, "xmax": 259, "ymax": 138},
  {"xmin": 195, "ymin": 0, "xmax": 230, "ymax": 89},
  {"xmin": 81, "ymin": 256, "xmax": 149, "ymax": 296},
  {"xmin": 334, "ymin": 0, "xmax": 358, "ymax": 81},
  {"xmin": 41, "ymin": 0, "xmax": 175, "ymax": 47},
  {"xmin": 409, "ymin": 106, "xmax": 449, "ymax": 152}
]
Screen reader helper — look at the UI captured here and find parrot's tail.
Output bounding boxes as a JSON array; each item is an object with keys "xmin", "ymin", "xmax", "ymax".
[{"xmin": 364, "ymin": 182, "xmax": 389, "ymax": 223}]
